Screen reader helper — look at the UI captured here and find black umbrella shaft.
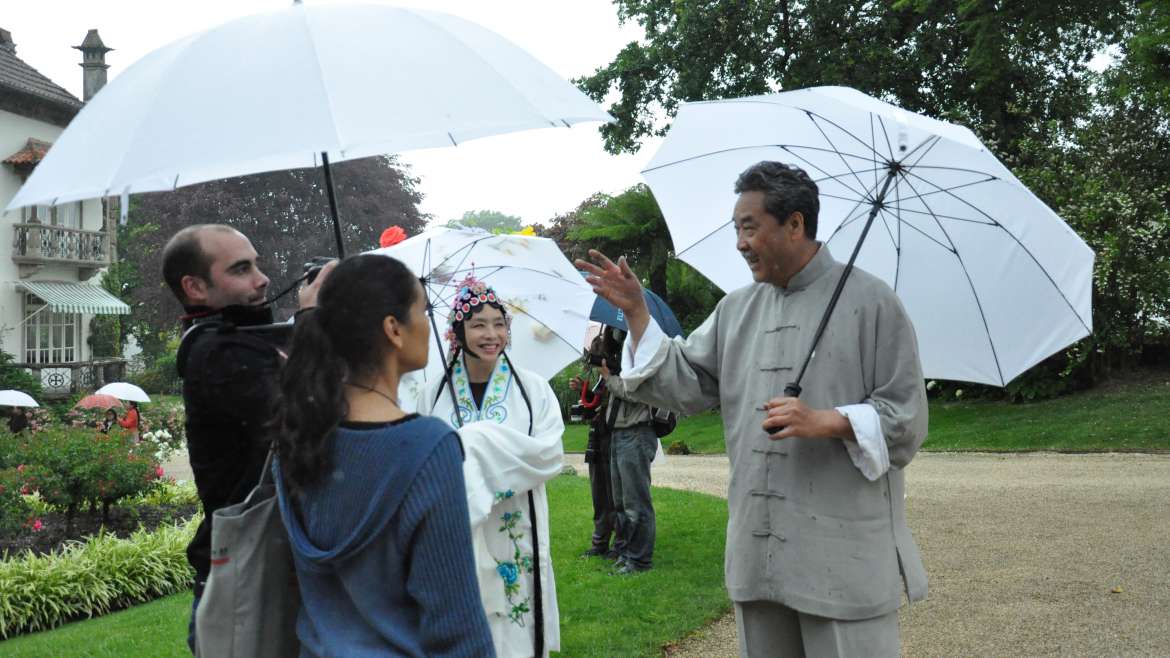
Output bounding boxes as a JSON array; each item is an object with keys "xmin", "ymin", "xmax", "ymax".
[
  {"xmin": 321, "ymin": 152, "xmax": 345, "ymax": 258},
  {"xmin": 789, "ymin": 166, "xmax": 900, "ymax": 394},
  {"xmin": 425, "ymin": 286, "xmax": 464, "ymax": 429}
]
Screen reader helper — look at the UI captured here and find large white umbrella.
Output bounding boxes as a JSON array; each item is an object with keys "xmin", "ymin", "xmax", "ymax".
[
  {"xmin": 6, "ymin": 2, "xmax": 611, "ymax": 255},
  {"xmin": 95, "ymin": 382, "xmax": 151, "ymax": 403},
  {"xmin": 367, "ymin": 227, "xmax": 596, "ymax": 404},
  {"xmin": 641, "ymin": 86, "xmax": 1094, "ymax": 386},
  {"xmin": 0, "ymin": 390, "xmax": 39, "ymax": 408}
]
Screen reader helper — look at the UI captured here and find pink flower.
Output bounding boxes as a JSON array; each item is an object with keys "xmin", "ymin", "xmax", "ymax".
[
  {"xmin": 31, "ymin": 519, "xmax": 43, "ymax": 532},
  {"xmin": 155, "ymin": 465, "xmax": 165, "ymax": 478},
  {"xmin": 20, "ymin": 485, "xmax": 30, "ymax": 495},
  {"xmin": 15, "ymin": 464, "xmax": 24, "ymax": 473}
]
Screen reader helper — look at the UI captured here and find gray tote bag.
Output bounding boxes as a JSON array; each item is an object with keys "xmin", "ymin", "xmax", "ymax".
[{"xmin": 194, "ymin": 451, "xmax": 300, "ymax": 658}]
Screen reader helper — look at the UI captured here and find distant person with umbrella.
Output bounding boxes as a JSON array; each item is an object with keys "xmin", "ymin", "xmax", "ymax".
[
  {"xmin": 7, "ymin": 407, "xmax": 29, "ymax": 435},
  {"xmin": 579, "ymin": 162, "xmax": 928, "ymax": 658},
  {"xmin": 101, "ymin": 409, "xmax": 118, "ymax": 434},
  {"xmin": 118, "ymin": 400, "xmax": 140, "ymax": 442},
  {"xmin": 0, "ymin": 391, "xmax": 38, "ymax": 435}
]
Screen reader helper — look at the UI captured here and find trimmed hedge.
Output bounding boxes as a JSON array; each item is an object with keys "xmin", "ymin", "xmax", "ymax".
[{"xmin": 0, "ymin": 515, "xmax": 197, "ymax": 638}]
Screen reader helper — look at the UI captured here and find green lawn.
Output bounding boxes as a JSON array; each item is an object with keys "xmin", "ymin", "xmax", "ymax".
[
  {"xmin": 923, "ymin": 379, "xmax": 1170, "ymax": 451},
  {"xmin": 0, "ymin": 476, "xmax": 729, "ymax": 658},
  {"xmin": 563, "ymin": 410, "xmax": 726, "ymax": 454},
  {"xmin": 563, "ymin": 378, "xmax": 1170, "ymax": 454},
  {"xmin": 0, "ymin": 592, "xmax": 194, "ymax": 658}
]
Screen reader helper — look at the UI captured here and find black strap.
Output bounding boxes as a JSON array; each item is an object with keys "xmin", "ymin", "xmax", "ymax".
[
  {"xmin": 605, "ymin": 394, "xmax": 622, "ymax": 433},
  {"xmin": 526, "ymin": 489, "xmax": 544, "ymax": 656}
]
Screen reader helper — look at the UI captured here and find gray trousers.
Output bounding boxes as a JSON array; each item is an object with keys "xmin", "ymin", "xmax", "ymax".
[
  {"xmin": 610, "ymin": 424, "xmax": 657, "ymax": 569},
  {"xmin": 735, "ymin": 601, "xmax": 900, "ymax": 658}
]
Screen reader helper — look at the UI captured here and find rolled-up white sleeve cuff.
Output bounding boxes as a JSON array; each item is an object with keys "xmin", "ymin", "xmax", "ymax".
[
  {"xmin": 621, "ymin": 316, "xmax": 666, "ymax": 377},
  {"xmin": 837, "ymin": 404, "xmax": 889, "ymax": 481}
]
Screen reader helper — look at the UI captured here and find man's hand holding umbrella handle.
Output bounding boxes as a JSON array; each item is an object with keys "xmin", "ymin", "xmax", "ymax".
[
  {"xmin": 762, "ymin": 396, "xmax": 856, "ymax": 442},
  {"xmin": 575, "ymin": 249, "xmax": 651, "ymax": 349}
]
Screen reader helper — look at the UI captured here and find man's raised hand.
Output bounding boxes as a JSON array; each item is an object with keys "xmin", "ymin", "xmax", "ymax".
[{"xmin": 575, "ymin": 250, "xmax": 650, "ymax": 336}]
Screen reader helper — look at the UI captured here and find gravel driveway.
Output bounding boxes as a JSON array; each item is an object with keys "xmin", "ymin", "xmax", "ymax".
[{"xmin": 563, "ymin": 451, "xmax": 1170, "ymax": 657}]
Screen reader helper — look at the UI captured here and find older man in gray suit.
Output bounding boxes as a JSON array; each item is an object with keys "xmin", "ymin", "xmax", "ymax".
[{"xmin": 578, "ymin": 161, "xmax": 928, "ymax": 657}]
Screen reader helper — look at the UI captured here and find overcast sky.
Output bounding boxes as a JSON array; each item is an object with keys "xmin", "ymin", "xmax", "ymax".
[{"xmin": 6, "ymin": 0, "xmax": 660, "ymax": 226}]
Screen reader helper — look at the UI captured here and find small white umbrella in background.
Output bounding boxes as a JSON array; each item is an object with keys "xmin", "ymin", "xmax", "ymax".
[
  {"xmin": 95, "ymin": 382, "xmax": 151, "ymax": 403},
  {"xmin": 6, "ymin": 2, "xmax": 612, "ymax": 256},
  {"xmin": 641, "ymin": 86, "xmax": 1094, "ymax": 388},
  {"xmin": 368, "ymin": 227, "xmax": 596, "ymax": 407},
  {"xmin": 0, "ymin": 390, "xmax": 39, "ymax": 407}
]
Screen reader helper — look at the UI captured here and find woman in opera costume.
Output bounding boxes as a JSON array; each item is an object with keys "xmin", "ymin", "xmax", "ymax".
[{"xmin": 411, "ymin": 276, "xmax": 564, "ymax": 658}]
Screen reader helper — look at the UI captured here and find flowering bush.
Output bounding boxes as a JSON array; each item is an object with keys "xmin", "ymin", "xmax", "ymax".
[
  {"xmin": 12, "ymin": 427, "xmax": 162, "ymax": 526},
  {"xmin": 139, "ymin": 399, "xmax": 186, "ymax": 457}
]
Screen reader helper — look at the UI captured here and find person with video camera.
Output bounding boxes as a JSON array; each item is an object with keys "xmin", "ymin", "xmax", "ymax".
[
  {"xmin": 162, "ymin": 224, "xmax": 336, "ymax": 652},
  {"xmin": 569, "ymin": 328, "xmax": 621, "ymax": 561},
  {"xmin": 595, "ymin": 325, "xmax": 661, "ymax": 575}
]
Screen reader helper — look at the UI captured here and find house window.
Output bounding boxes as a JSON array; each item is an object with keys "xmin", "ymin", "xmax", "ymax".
[
  {"xmin": 54, "ymin": 202, "xmax": 82, "ymax": 229},
  {"xmin": 23, "ymin": 296, "xmax": 79, "ymax": 364},
  {"xmin": 19, "ymin": 203, "xmax": 82, "ymax": 228},
  {"xmin": 20, "ymin": 205, "xmax": 50, "ymax": 223}
]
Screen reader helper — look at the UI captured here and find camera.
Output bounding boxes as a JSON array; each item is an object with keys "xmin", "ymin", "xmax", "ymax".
[
  {"xmin": 569, "ymin": 402, "xmax": 598, "ymax": 423},
  {"xmin": 303, "ymin": 256, "xmax": 336, "ymax": 286},
  {"xmin": 582, "ymin": 327, "xmax": 623, "ymax": 376}
]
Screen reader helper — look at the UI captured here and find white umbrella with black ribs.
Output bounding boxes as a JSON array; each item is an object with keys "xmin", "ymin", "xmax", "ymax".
[
  {"xmin": 368, "ymin": 226, "xmax": 596, "ymax": 405},
  {"xmin": 6, "ymin": 2, "xmax": 611, "ymax": 257},
  {"xmin": 641, "ymin": 86, "xmax": 1094, "ymax": 387}
]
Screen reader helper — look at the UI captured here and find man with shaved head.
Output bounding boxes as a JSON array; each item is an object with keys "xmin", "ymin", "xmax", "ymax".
[{"xmin": 162, "ymin": 224, "xmax": 333, "ymax": 652}]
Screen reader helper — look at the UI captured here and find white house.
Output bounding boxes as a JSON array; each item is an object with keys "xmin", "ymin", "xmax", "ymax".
[{"xmin": 0, "ymin": 28, "xmax": 129, "ymax": 397}]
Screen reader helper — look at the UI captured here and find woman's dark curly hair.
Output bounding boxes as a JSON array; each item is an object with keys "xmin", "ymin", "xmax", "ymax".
[{"xmin": 272, "ymin": 254, "xmax": 419, "ymax": 491}]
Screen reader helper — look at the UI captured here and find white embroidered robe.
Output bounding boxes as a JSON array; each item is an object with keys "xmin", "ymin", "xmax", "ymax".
[{"xmin": 412, "ymin": 355, "xmax": 564, "ymax": 657}]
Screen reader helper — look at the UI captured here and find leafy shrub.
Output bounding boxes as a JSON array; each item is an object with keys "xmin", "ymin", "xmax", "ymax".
[
  {"xmin": 0, "ymin": 350, "xmax": 41, "ymax": 400},
  {"xmin": 127, "ymin": 480, "xmax": 198, "ymax": 508},
  {"xmin": 0, "ymin": 516, "xmax": 197, "ymax": 638},
  {"xmin": 0, "ymin": 468, "xmax": 36, "ymax": 536},
  {"xmin": 13, "ymin": 429, "xmax": 162, "ymax": 525},
  {"xmin": 127, "ymin": 335, "xmax": 182, "ymax": 395},
  {"xmin": 666, "ymin": 440, "xmax": 692, "ymax": 455}
]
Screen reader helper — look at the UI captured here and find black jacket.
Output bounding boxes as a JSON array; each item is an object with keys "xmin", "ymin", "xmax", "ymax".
[{"xmin": 177, "ymin": 305, "xmax": 288, "ymax": 593}]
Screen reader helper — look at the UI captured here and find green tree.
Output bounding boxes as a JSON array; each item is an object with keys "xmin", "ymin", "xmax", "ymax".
[
  {"xmin": 568, "ymin": 184, "xmax": 673, "ymax": 297},
  {"xmin": 556, "ymin": 184, "xmax": 723, "ymax": 330},
  {"xmin": 1012, "ymin": 75, "xmax": 1170, "ymax": 380},
  {"xmin": 446, "ymin": 209, "xmax": 524, "ymax": 234},
  {"xmin": 118, "ymin": 156, "xmax": 428, "ymax": 350},
  {"xmin": 578, "ymin": 0, "xmax": 1134, "ymax": 158}
]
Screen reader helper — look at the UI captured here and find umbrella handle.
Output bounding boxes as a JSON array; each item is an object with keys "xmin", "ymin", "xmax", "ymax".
[{"xmin": 765, "ymin": 382, "xmax": 803, "ymax": 435}]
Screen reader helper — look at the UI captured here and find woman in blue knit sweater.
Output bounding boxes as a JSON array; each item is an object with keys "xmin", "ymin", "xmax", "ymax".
[{"xmin": 271, "ymin": 254, "xmax": 494, "ymax": 658}]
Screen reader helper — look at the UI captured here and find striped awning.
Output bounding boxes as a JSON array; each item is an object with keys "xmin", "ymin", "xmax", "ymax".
[{"xmin": 17, "ymin": 281, "xmax": 131, "ymax": 315}]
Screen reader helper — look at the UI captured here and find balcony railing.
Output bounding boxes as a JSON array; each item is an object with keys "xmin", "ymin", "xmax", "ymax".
[
  {"xmin": 15, "ymin": 358, "xmax": 128, "ymax": 399},
  {"xmin": 12, "ymin": 223, "xmax": 110, "ymax": 271}
]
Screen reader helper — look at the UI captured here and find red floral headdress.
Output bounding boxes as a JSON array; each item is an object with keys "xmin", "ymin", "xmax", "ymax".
[
  {"xmin": 444, "ymin": 274, "xmax": 506, "ymax": 354},
  {"xmin": 379, "ymin": 225, "xmax": 406, "ymax": 248}
]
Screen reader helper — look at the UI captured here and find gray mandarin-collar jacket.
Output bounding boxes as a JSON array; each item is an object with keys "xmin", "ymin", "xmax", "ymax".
[{"xmin": 616, "ymin": 246, "xmax": 928, "ymax": 620}]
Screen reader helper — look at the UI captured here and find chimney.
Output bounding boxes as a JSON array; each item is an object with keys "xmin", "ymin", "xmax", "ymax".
[
  {"xmin": 74, "ymin": 29, "xmax": 112, "ymax": 102},
  {"xmin": 0, "ymin": 28, "xmax": 15, "ymax": 54}
]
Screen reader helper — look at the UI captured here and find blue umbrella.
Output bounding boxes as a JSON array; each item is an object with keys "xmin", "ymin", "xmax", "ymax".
[{"xmin": 590, "ymin": 287, "xmax": 684, "ymax": 338}]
